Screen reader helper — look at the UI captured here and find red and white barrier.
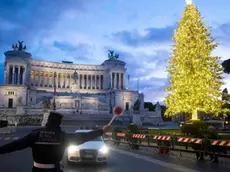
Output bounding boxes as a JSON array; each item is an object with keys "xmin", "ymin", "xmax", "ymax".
[
  {"xmin": 117, "ymin": 133, "xmax": 126, "ymax": 137},
  {"xmin": 177, "ymin": 137, "xmax": 202, "ymax": 144},
  {"xmin": 211, "ymin": 140, "xmax": 230, "ymax": 146},
  {"xmin": 153, "ymin": 135, "xmax": 171, "ymax": 141},
  {"xmin": 105, "ymin": 132, "xmax": 113, "ymax": 136},
  {"xmin": 132, "ymin": 134, "xmax": 146, "ymax": 139}
]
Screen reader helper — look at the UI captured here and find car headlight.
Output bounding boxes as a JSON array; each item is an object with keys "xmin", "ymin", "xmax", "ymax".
[
  {"xmin": 68, "ymin": 145, "xmax": 79, "ymax": 154},
  {"xmin": 99, "ymin": 145, "xmax": 109, "ymax": 154}
]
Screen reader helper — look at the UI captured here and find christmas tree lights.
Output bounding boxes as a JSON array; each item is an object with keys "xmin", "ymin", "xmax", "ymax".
[{"xmin": 164, "ymin": 3, "xmax": 226, "ymax": 120}]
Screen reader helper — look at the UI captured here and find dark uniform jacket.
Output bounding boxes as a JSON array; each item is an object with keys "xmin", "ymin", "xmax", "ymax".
[{"xmin": 0, "ymin": 126, "xmax": 104, "ymax": 170}]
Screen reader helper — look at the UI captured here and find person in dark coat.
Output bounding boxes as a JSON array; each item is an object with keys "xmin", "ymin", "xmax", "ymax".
[
  {"xmin": 0, "ymin": 111, "xmax": 110, "ymax": 172},
  {"xmin": 208, "ymin": 126, "xmax": 219, "ymax": 163}
]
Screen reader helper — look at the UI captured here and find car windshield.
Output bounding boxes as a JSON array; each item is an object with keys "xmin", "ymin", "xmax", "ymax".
[{"xmin": 91, "ymin": 136, "xmax": 103, "ymax": 141}]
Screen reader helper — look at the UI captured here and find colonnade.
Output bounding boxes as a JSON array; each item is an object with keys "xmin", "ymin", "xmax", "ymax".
[
  {"xmin": 111, "ymin": 72, "xmax": 124, "ymax": 89},
  {"xmin": 30, "ymin": 71, "xmax": 104, "ymax": 89},
  {"xmin": 7, "ymin": 65, "xmax": 26, "ymax": 85}
]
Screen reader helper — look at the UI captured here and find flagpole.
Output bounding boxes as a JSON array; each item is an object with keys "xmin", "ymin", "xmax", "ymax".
[{"xmin": 53, "ymin": 72, "xmax": 56, "ymax": 110}]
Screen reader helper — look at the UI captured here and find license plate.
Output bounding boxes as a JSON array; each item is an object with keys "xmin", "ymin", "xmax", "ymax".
[{"xmin": 84, "ymin": 154, "xmax": 93, "ymax": 158}]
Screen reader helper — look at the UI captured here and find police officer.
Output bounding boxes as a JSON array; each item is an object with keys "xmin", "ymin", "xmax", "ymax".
[{"xmin": 0, "ymin": 111, "xmax": 110, "ymax": 172}]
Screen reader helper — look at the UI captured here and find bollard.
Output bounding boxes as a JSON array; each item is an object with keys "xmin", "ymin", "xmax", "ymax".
[{"xmin": 153, "ymin": 135, "xmax": 172, "ymax": 155}]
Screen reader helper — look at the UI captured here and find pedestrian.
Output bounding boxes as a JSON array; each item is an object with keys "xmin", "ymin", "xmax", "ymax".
[
  {"xmin": 208, "ymin": 126, "xmax": 219, "ymax": 163},
  {"xmin": 0, "ymin": 111, "xmax": 110, "ymax": 172}
]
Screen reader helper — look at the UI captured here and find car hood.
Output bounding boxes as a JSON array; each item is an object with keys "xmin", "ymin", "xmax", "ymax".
[{"xmin": 76, "ymin": 141, "xmax": 105, "ymax": 150}]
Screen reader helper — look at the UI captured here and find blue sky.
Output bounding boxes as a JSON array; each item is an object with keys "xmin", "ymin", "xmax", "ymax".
[{"xmin": 0, "ymin": 0, "xmax": 230, "ymax": 103}]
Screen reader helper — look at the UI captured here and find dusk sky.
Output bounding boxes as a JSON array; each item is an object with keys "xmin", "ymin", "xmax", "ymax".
[{"xmin": 0, "ymin": 0, "xmax": 229, "ymax": 103}]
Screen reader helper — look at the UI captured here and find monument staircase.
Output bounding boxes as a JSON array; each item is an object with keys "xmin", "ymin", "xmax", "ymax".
[{"xmin": 62, "ymin": 113, "xmax": 126, "ymax": 127}]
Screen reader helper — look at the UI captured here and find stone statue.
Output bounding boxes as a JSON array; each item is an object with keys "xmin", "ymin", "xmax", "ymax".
[
  {"xmin": 12, "ymin": 41, "xmax": 26, "ymax": 51},
  {"xmin": 42, "ymin": 97, "xmax": 51, "ymax": 109},
  {"xmin": 133, "ymin": 98, "xmax": 141, "ymax": 112},
  {"xmin": 114, "ymin": 53, "xmax": 119, "ymax": 59},
  {"xmin": 108, "ymin": 50, "xmax": 114, "ymax": 59},
  {"xmin": 73, "ymin": 70, "xmax": 78, "ymax": 83},
  {"xmin": 17, "ymin": 96, "xmax": 22, "ymax": 105},
  {"xmin": 108, "ymin": 50, "xmax": 119, "ymax": 60}
]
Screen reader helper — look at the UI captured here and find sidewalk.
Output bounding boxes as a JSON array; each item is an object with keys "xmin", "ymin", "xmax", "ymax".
[{"xmin": 0, "ymin": 127, "xmax": 15, "ymax": 134}]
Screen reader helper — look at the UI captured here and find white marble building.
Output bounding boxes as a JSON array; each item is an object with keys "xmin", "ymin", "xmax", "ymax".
[{"xmin": 0, "ymin": 42, "xmax": 162, "ymax": 126}]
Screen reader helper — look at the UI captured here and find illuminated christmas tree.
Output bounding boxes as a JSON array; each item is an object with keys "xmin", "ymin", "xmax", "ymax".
[{"xmin": 164, "ymin": 1, "xmax": 225, "ymax": 120}]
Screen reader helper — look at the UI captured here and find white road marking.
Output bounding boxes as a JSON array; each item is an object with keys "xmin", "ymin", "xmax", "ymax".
[
  {"xmin": 0, "ymin": 136, "xmax": 20, "ymax": 140},
  {"xmin": 4, "ymin": 137, "xmax": 10, "ymax": 140},
  {"xmin": 111, "ymin": 148, "xmax": 200, "ymax": 172}
]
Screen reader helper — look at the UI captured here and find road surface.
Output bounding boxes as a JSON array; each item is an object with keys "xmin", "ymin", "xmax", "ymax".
[{"xmin": 0, "ymin": 126, "xmax": 229, "ymax": 172}]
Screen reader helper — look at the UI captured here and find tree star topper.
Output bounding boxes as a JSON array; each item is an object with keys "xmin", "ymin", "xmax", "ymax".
[{"xmin": 186, "ymin": 0, "xmax": 193, "ymax": 5}]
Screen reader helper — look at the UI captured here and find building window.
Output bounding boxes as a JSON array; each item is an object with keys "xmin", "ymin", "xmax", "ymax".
[
  {"xmin": 125, "ymin": 102, "xmax": 129, "ymax": 111},
  {"xmin": 7, "ymin": 91, "xmax": 15, "ymax": 95},
  {"xmin": 31, "ymin": 98, "xmax": 32, "ymax": 102}
]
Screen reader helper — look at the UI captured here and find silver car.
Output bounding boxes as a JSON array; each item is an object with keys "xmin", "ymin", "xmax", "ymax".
[{"xmin": 67, "ymin": 130, "xmax": 109, "ymax": 164}]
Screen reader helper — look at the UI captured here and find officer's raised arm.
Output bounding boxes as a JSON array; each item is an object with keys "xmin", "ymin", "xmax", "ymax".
[
  {"xmin": 63, "ymin": 125, "xmax": 109, "ymax": 146},
  {"xmin": 0, "ymin": 131, "xmax": 36, "ymax": 154}
]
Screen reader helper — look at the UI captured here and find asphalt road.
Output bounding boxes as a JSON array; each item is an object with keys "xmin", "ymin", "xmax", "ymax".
[{"xmin": 0, "ymin": 127, "xmax": 229, "ymax": 172}]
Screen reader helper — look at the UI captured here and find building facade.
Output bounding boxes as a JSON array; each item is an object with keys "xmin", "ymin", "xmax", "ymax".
[{"xmin": 0, "ymin": 42, "xmax": 162, "ymax": 126}]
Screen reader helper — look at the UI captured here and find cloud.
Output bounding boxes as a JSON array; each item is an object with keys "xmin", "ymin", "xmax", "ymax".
[
  {"xmin": 0, "ymin": 0, "xmax": 97, "ymax": 52},
  {"xmin": 214, "ymin": 23, "xmax": 230, "ymax": 45},
  {"xmin": 110, "ymin": 25, "xmax": 176, "ymax": 47},
  {"xmin": 0, "ymin": 0, "xmax": 229, "ymax": 105},
  {"xmin": 53, "ymin": 41, "xmax": 95, "ymax": 61},
  {"xmin": 103, "ymin": 47, "xmax": 170, "ymax": 103},
  {"xmin": 104, "ymin": 47, "xmax": 169, "ymax": 79}
]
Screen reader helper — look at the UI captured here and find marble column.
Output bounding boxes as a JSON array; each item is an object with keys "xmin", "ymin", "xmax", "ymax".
[
  {"xmin": 85, "ymin": 75, "xmax": 88, "ymax": 89},
  {"xmin": 33, "ymin": 71, "xmax": 36, "ymax": 86},
  {"xmin": 12, "ymin": 66, "xmax": 15, "ymax": 84},
  {"xmin": 47, "ymin": 73, "xmax": 49, "ymax": 87},
  {"xmin": 90, "ymin": 75, "xmax": 92, "ymax": 89},
  {"xmin": 17, "ymin": 66, "xmax": 20, "ymax": 84},
  {"xmin": 5, "ymin": 65, "xmax": 8, "ymax": 84},
  {"xmin": 119, "ymin": 73, "xmax": 121, "ymax": 89},
  {"xmin": 43, "ymin": 72, "xmax": 46, "ymax": 87},
  {"xmin": 61, "ymin": 74, "xmax": 63, "ymax": 88},
  {"xmin": 123, "ymin": 73, "xmax": 125, "ymax": 89},
  {"xmin": 7, "ymin": 65, "xmax": 11, "ymax": 84},
  {"xmin": 110, "ymin": 73, "xmax": 113, "ymax": 89},
  {"xmin": 69, "ymin": 74, "xmax": 71, "ymax": 88},
  {"xmin": 22, "ymin": 67, "xmax": 26, "ymax": 85},
  {"xmin": 55, "ymin": 73, "xmax": 58, "ymax": 87},
  {"xmin": 64, "ymin": 73, "xmax": 67, "ymax": 88},
  {"xmin": 114, "ymin": 73, "xmax": 117, "ymax": 89},
  {"xmin": 94, "ymin": 75, "xmax": 96, "ymax": 89},
  {"xmin": 80, "ymin": 74, "xmax": 82, "ymax": 89},
  {"xmin": 40, "ymin": 72, "xmax": 43, "ymax": 86},
  {"xmin": 99, "ymin": 75, "xmax": 101, "ymax": 89},
  {"xmin": 51, "ymin": 72, "xmax": 54, "ymax": 87},
  {"xmin": 38, "ymin": 71, "xmax": 40, "ymax": 86}
]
